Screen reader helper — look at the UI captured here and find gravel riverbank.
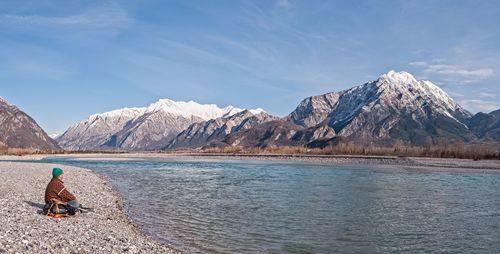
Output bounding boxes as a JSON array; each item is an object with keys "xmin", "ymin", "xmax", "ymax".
[{"xmin": 0, "ymin": 161, "xmax": 176, "ymax": 253}]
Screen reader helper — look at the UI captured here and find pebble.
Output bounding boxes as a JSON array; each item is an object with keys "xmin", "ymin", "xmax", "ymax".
[{"xmin": 0, "ymin": 161, "xmax": 178, "ymax": 253}]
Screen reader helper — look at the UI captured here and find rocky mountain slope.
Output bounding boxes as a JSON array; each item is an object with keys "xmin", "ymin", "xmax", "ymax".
[
  {"xmin": 206, "ymin": 70, "xmax": 483, "ymax": 150},
  {"xmin": 56, "ymin": 107, "xmax": 145, "ymax": 150},
  {"xmin": 206, "ymin": 120, "xmax": 338, "ymax": 149},
  {"xmin": 166, "ymin": 110, "xmax": 277, "ymax": 149},
  {"xmin": 56, "ymin": 99, "xmax": 264, "ymax": 151},
  {"xmin": 0, "ymin": 97, "xmax": 59, "ymax": 150},
  {"xmin": 287, "ymin": 70, "xmax": 474, "ymax": 146},
  {"xmin": 468, "ymin": 109, "xmax": 500, "ymax": 142}
]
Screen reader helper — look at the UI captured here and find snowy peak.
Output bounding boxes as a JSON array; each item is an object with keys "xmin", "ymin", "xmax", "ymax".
[
  {"xmin": 374, "ymin": 70, "xmax": 466, "ymax": 113},
  {"xmin": 49, "ymin": 133, "xmax": 60, "ymax": 139},
  {"xmin": 144, "ymin": 99, "xmax": 260, "ymax": 120},
  {"xmin": 82, "ymin": 99, "xmax": 264, "ymax": 123},
  {"xmin": 288, "ymin": 70, "xmax": 474, "ymax": 145},
  {"xmin": 376, "ymin": 70, "xmax": 434, "ymax": 95},
  {"xmin": 376, "ymin": 70, "xmax": 444, "ymax": 98},
  {"xmin": 88, "ymin": 107, "xmax": 147, "ymax": 122},
  {"xmin": 56, "ymin": 98, "xmax": 267, "ymax": 150},
  {"xmin": 249, "ymin": 108, "xmax": 266, "ymax": 115},
  {"xmin": 378, "ymin": 70, "xmax": 417, "ymax": 84}
]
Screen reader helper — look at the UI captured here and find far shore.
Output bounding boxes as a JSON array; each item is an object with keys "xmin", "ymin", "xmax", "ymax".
[{"xmin": 2, "ymin": 152, "xmax": 500, "ymax": 174}]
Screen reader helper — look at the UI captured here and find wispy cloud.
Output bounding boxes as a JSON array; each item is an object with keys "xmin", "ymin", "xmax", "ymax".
[
  {"xmin": 409, "ymin": 61, "xmax": 427, "ymax": 67},
  {"xmin": 479, "ymin": 92, "xmax": 497, "ymax": 98},
  {"xmin": 425, "ymin": 64, "xmax": 495, "ymax": 79},
  {"xmin": 460, "ymin": 99, "xmax": 500, "ymax": 113},
  {"xmin": 277, "ymin": 0, "xmax": 292, "ymax": 15},
  {"xmin": 209, "ymin": 2, "xmax": 340, "ymax": 89},
  {"xmin": 0, "ymin": 4, "xmax": 133, "ymax": 37},
  {"xmin": 6, "ymin": 59, "xmax": 73, "ymax": 80},
  {"xmin": 239, "ymin": 0, "xmax": 298, "ymax": 32},
  {"xmin": 0, "ymin": 42, "xmax": 75, "ymax": 80},
  {"xmin": 277, "ymin": 0, "xmax": 291, "ymax": 9},
  {"xmin": 408, "ymin": 61, "xmax": 496, "ymax": 84},
  {"xmin": 442, "ymin": 89, "xmax": 464, "ymax": 98},
  {"xmin": 158, "ymin": 38, "xmax": 264, "ymax": 79},
  {"xmin": 205, "ymin": 35, "xmax": 339, "ymax": 89}
]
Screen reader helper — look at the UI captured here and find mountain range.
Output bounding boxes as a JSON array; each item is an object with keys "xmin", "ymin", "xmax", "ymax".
[
  {"xmin": 208, "ymin": 71, "xmax": 487, "ymax": 150},
  {"xmin": 3, "ymin": 70, "xmax": 499, "ymax": 151},
  {"xmin": 57, "ymin": 71, "xmax": 500, "ymax": 151},
  {"xmin": 55, "ymin": 99, "xmax": 265, "ymax": 151}
]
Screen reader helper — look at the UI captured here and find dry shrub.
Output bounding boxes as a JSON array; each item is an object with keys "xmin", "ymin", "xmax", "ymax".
[
  {"xmin": 201, "ymin": 141, "xmax": 500, "ymax": 160},
  {"xmin": 0, "ymin": 147, "xmax": 129, "ymax": 156},
  {"xmin": 0, "ymin": 142, "xmax": 8, "ymax": 154},
  {"xmin": 6, "ymin": 148, "xmax": 39, "ymax": 156}
]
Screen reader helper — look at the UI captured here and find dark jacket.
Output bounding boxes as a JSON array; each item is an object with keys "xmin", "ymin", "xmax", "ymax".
[{"xmin": 44, "ymin": 177, "xmax": 76, "ymax": 203}]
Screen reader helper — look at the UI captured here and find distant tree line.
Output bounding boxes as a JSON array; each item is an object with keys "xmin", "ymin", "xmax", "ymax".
[
  {"xmin": 2, "ymin": 138, "xmax": 499, "ymax": 160},
  {"xmin": 202, "ymin": 137, "xmax": 500, "ymax": 160},
  {"xmin": 0, "ymin": 143, "xmax": 128, "ymax": 156}
]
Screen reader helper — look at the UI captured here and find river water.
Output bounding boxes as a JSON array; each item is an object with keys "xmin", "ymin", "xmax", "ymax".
[{"xmin": 40, "ymin": 156, "xmax": 500, "ymax": 253}]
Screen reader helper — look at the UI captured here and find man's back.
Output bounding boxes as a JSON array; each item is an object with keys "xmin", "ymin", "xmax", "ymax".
[{"xmin": 44, "ymin": 177, "xmax": 76, "ymax": 203}]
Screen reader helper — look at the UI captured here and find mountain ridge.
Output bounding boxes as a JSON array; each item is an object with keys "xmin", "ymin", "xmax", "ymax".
[
  {"xmin": 54, "ymin": 70, "xmax": 499, "ymax": 151},
  {"xmin": 56, "ymin": 99, "xmax": 266, "ymax": 151},
  {"xmin": 0, "ymin": 97, "xmax": 60, "ymax": 150},
  {"xmin": 166, "ymin": 110, "xmax": 278, "ymax": 149},
  {"xmin": 205, "ymin": 120, "xmax": 338, "ymax": 149},
  {"xmin": 287, "ymin": 70, "xmax": 474, "ymax": 146},
  {"xmin": 467, "ymin": 109, "xmax": 500, "ymax": 142}
]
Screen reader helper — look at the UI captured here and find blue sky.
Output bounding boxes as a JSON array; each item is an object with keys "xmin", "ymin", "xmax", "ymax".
[{"xmin": 1, "ymin": 0, "xmax": 499, "ymax": 135}]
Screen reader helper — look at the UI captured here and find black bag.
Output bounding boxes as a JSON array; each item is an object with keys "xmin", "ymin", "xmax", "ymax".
[{"xmin": 43, "ymin": 200, "xmax": 76, "ymax": 217}]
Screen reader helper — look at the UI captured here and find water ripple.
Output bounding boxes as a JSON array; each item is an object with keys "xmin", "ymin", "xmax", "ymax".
[{"xmin": 41, "ymin": 157, "xmax": 500, "ymax": 253}]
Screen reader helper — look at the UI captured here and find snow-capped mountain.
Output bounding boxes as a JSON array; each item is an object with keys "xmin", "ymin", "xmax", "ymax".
[
  {"xmin": 144, "ymin": 99, "xmax": 250, "ymax": 121},
  {"xmin": 56, "ymin": 99, "xmax": 265, "ymax": 150},
  {"xmin": 56, "ymin": 71, "xmax": 493, "ymax": 151},
  {"xmin": 0, "ymin": 97, "xmax": 60, "ymax": 150},
  {"xmin": 49, "ymin": 133, "xmax": 60, "ymax": 139},
  {"xmin": 56, "ymin": 107, "xmax": 146, "ymax": 150},
  {"xmin": 288, "ymin": 70, "xmax": 475, "ymax": 145}
]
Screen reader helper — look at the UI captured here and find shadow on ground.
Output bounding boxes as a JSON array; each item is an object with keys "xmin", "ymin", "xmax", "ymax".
[{"xmin": 24, "ymin": 200, "xmax": 45, "ymax": 214}]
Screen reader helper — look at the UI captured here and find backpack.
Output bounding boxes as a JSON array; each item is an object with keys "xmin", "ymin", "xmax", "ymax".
[{"xmin": 42, "ymin": 199, "xmax": 77, "ymax": 218}]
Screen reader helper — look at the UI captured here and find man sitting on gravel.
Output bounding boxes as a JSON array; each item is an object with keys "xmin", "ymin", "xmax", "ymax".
[{"xmin": 43, "ymin": 167, "xmax": 81, "ymax": 216}]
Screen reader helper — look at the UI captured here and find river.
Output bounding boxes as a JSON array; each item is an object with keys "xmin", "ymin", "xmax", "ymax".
[{"xmin": 40, "ymin": 156, "xmax": 500, "ymax": 253}]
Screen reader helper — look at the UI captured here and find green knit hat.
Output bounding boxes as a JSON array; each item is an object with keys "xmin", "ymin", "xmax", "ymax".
[{"xmin": 52, "ymin": 168, "xmax": 63, "ymax": 177}]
